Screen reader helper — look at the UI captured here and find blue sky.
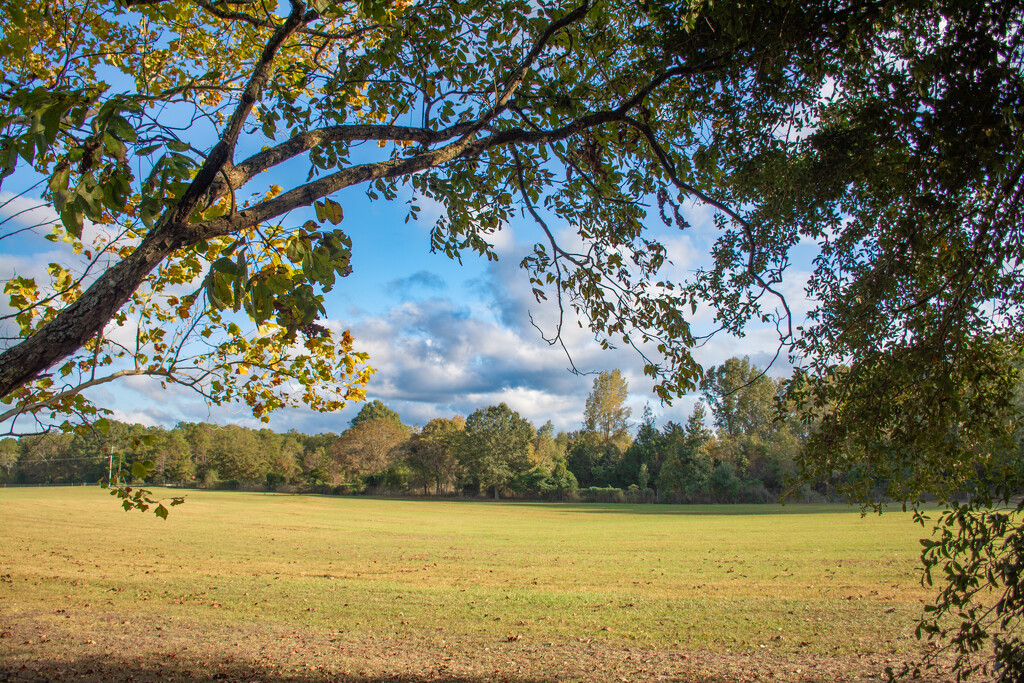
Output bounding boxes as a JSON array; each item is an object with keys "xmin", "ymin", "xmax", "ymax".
[{"xmin": 1, "ymin": 158, "xmax": 815, "ymax": 437}]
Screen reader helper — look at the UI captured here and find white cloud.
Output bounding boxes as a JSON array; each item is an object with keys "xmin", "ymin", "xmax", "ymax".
[
  {"xmin": 0, "ymin": 191, "xmax": 59, "ymax": 232},
  {"xmin": 1, "ymin": 183, "xmax": 805, "ymax": 437}
]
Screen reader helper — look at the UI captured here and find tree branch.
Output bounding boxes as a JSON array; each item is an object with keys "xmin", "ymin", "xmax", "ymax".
[
  {"xmin": 0, "ymin": 368, "xmax": 173, "ymax": 425},
  {"xmin": 0, "ymin": 33, "xmax": 722, "ymax": 403},
  {"xmin": 0, "ymin": 3, "xmax": 310, "ymax": 400},
  {"xmin": 212, "ymin": 121, "xmax": 477, "ymax": 194},
  {"xmin": 167, "ymin": 0, "xmax": 308, "ymax": 227}
]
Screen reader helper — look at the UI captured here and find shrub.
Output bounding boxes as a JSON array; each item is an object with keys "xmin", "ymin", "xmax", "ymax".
[
  {"xmin": 201, "ymin": 469, "xmax": 220, "ymax": 488},
  {"xmin": 709, "ymin": 462, "xmax": 740, "ymax": 503},
  {"xmin": 738, "ymin": 479, "xmax": 774, "ymax": 503},
  {"xmin": 625, "ymin": 485, "xmax": 656, "ymax": 504},
  {"xmin": 581, "ymin": 486, "xmax": 626, "ymax": 503}
]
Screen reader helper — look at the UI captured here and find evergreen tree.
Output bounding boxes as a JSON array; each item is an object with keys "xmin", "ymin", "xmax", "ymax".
[
  {"xmin": 659, "ymin": 404, "xmax": 713, "ymax": 501},
  {"xmin": 617, "ymin": 405, "xmax": 662, "ymax": 491}
]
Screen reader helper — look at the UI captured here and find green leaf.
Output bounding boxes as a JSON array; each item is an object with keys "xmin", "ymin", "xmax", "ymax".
[
  {"xmin": 60, "ymin": 204, "xmax": 84, "ymax": 239},
  {"xmin": 108, "ymin": 114, "xmax": 137, "ymax": 142},
  {"xmin": 131, "ymin": 461, "xmax": 150, "ymax": 479},
  {"xmin": 315, "ymin": 198, "xmax": 344, "ymax": 225},
  {"xmin": 212, "ymin": 257, "xmax": 240, "ymax": 276}
]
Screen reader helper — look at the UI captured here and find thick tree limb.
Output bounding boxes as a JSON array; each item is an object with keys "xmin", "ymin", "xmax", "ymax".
[
  {"xmin": 212, "ymin": 121, "xmax": 477, "ymax": 195},
  {"xmin": 168, "ymin": 0, "xmax": 309, "ymax": 227},
  {"xmin": 0, "ymin": 12, "xmax": 721, "ymax": 403},
  {"xmin": 0, "ymin": 2, "xmax": 309, "ymax": 399}
]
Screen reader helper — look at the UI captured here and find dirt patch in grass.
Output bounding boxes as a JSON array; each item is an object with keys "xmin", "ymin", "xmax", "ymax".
[{"xmin": 1, "ymin": 611, "xmax": 953, "ymax": 682}]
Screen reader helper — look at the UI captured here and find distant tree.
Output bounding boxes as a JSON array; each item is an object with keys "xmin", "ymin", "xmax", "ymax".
[
  {"xmin": 177, "ymin": 422, "xmax": 216, "ymax": 481},
  {"xmin": 350, "ymin": 401, "xmax": 403, "ymax": 429},
  {"xmin": 331, "ymin": 417, "xmax": 408, "ymax": 482},
  {"xmin": 532, "ymin": 421, "xmax": 564, "ymax": 468},
  {"xmin": 0, "ymin": 438, "xmax": 17, "ymax": 481},
  {"xmin": 700, "ymin": 358, "xmax": 777, "ymax": 439},
  {"xmin": 271, "ymin": 431, "xmax": 305, "ymax": 483},
  {"xmin": 255, "ymin": 428, "xmax": 283, "ymax": 474},
  {"xmin": 566, "ymin": 432, "xmax": 602, "ymax": 489},
  {"xmin": 153, "ymin": 430, "xmax": 194, "ymax": 483},
  {"xmin": 296, "ymin": 432, "xmax": 338, "ymax": 484},
  {"xmin": 684, "ymin": 402, "xmax": 713, "ymax": 450},
  {"xmin": 658, "ymin": 405, "xmax": 713, "ymax": 501},
  {"xmin": 510, "ymin": 457, "xmax": 578, "ymax": 500},
  {"xmin": 637, "ymin": 463, "xmax": 650, "ymax": 491},
  {"xmin": 591, "ymin": 442, "xmax": 626, "ymax": 488},
  {"xmin": 750, "ymin": 430, "xmax": 799, "ymax": 492},
  {"xmin": 462, "ymin": 404, "xmax": 534, "ymax": 499},
  {"xmin": 546, "ymin": 459, "xmax": 579, "ymax": 500},
  {"xmin": 618, "ymin": 404, "xmax": 664, "ymax": 492},
  {"xmin": 708, "ymin": 461, "xmax": 740, "ymax": 503},
  {"xmin": 554, "ymin": 430, "xmax": 572, "ymax": 459},
  {"xmin": 583, "ymin": 370, "xmax": 632, "ymax": 451},
  {"xmin": 407, "ymin": 416, "xmax": 465, "ymax": 495},
  {"xmin": 16, "ymin": 432, "xmax": 75, "ymax": 483},
  {"xmin": 210, "ymin": 425, "xmax": 265, "ymax": 483}
]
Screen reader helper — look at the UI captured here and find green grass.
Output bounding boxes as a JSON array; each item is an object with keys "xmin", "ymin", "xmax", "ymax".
[{"xmin": 0, "ymin": 487, "xmax": 939, "ymax": 680}]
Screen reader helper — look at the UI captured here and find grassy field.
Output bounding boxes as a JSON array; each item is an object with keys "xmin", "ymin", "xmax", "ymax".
[{"xmin": 0, "ymin": 488, "xmax": 949, "ymax": 682}]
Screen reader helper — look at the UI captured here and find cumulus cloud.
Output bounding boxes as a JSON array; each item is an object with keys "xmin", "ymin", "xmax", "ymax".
[
  {"xmin": 311, "ymin": 225, "xmax": 718, "ymax": 431},
  {"xmin": 308, "ymin": 209, "xmax": 783, "ymax": 432},
  {"xmin": 3, "ymin": 183, "xmax": 810, "ymax": 436}
]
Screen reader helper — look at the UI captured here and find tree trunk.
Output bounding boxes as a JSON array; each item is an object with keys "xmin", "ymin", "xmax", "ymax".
[{"xmin": 0, "ymin": 226, "xmax": 188, "ymax": 400}]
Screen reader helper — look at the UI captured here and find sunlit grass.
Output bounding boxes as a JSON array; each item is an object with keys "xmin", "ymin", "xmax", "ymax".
[
  {"xmin": 0, "ymin": 487, "xmax": 937, "ymax": 679},
  {"xmin": 0, "ymin": 485, "xmax": 946, "ymax": 683}
]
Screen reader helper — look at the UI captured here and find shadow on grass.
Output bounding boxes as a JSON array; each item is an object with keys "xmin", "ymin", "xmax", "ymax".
[
  {"xmin": 344, "ymin": 495, "xmax": 868, "ymax": 516},
  {"xmin": 153, "ymin": 488, "xmax": 880, "ymax": 518},
  {"xmin": 1, "ymin": 658, "xmax": 730, "ymax": 683},
  {"xmin": 506, "ymin": 502, "xmax": 867, "ymax": 516}
]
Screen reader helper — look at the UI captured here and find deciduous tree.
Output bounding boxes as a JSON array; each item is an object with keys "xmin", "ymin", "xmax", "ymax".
[
  {"xmin": 582, "ymin": 369, "xmax": 632, "ymax": 451},
  {"xmin": 1, "ymin": 0, "xmax": 1023, "ymax": 676},
  {"xmin": 461, "ymin": 403, "xmax": 533, "ymax": 499},
  {"xmin": 330, "ymin": 416, "xmax": 408, "ymax": 482},
  {"xmin": 406, "ymin": 415, "xmax": 465, "ymax": 495},
  {"xmin": 699, "ymin": 358, "xmax": 777, "ymax": 440},
  {"xmin": 349, "ymin": 400, "xmax": 403, "ymax": 428}
]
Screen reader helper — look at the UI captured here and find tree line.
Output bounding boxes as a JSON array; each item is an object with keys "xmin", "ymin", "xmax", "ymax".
[{"xmin": 0, "ymin": 357, "xmax": 846, "ymax": 504}]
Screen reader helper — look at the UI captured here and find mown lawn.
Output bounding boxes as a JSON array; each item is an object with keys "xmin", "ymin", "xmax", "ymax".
[{"xmin": 0, "ymin": 488, "xmax": 946, "ymax": 682}]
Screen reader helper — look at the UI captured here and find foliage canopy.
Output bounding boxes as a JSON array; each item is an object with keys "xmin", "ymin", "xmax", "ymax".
[{"xmin": 2, "ymin": 0, "xmax": 1024, "ymax": 677}]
